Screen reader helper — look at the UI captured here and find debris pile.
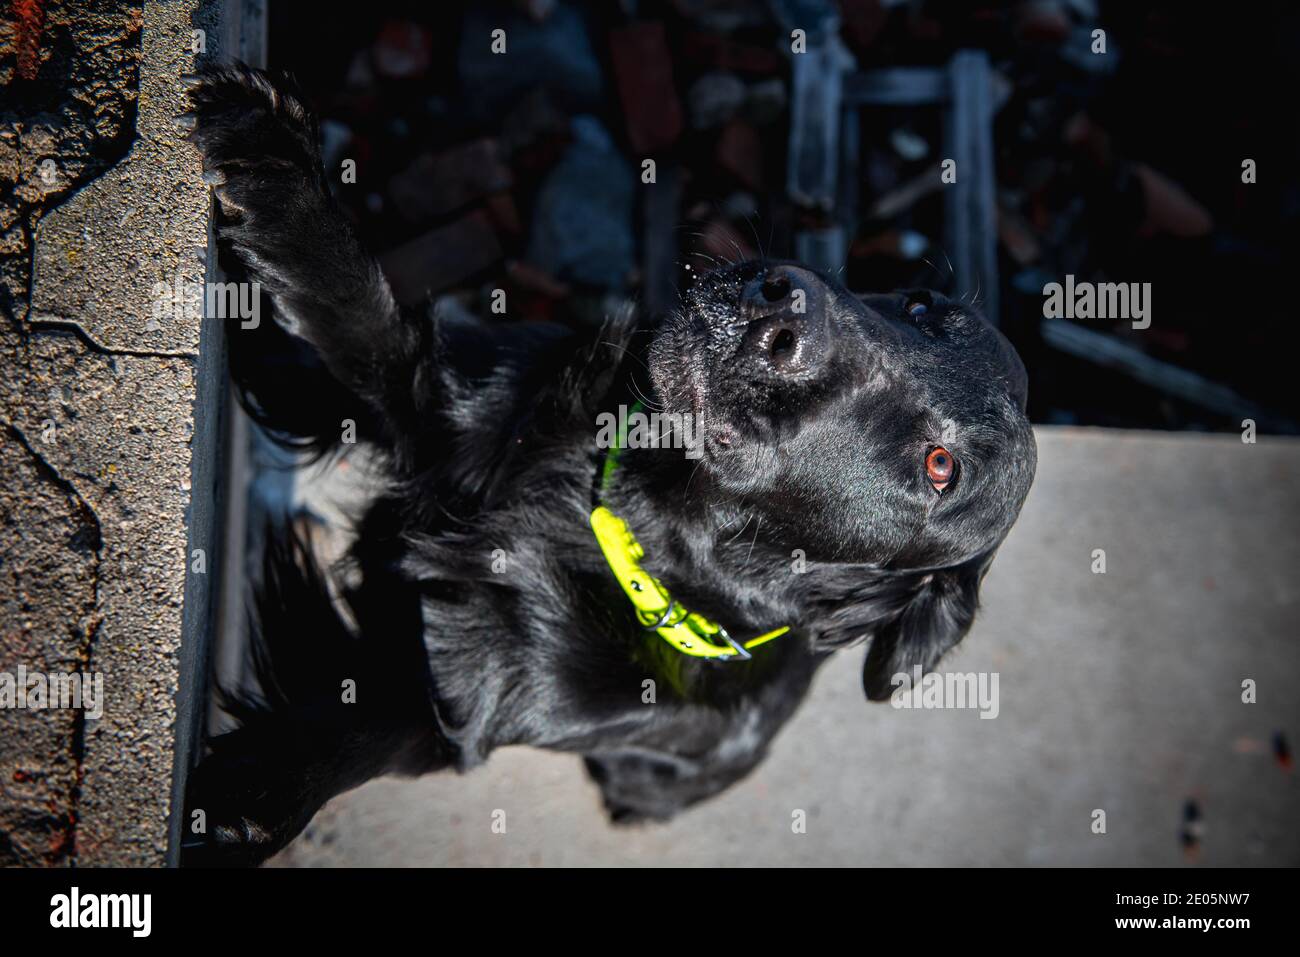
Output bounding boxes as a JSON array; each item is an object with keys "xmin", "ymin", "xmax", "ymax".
[{"xmin": 269, "ymin": 0, "xmax": 1299, "ymax": 431}]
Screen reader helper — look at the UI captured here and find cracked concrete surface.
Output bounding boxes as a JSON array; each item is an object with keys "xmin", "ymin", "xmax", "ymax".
[{"xmin": 1, "ymin": 0, "xmax": 226, "ymax": 865}]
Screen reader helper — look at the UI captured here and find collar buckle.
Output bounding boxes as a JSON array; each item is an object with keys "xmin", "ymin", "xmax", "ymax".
[
  {"xmin": 591, "ymin": 505, "xmax": 788, "ymax": 662},
  {"xmin": 711, "ymin": 626, "xmax": 753, "ymax": 661}
]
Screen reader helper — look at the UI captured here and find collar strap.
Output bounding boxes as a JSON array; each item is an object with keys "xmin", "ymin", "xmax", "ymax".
[{"xmin": 590, "ymin": 506, "xmax": 790, "ymax": 660}]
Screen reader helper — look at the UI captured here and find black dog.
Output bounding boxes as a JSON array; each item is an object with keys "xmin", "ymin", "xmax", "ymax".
[{"xmin": 181, "ymin": 66, "xmax": 1037, "ymax": 865}]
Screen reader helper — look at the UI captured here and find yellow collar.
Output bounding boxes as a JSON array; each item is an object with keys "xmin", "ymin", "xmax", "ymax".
[{"xmin": 590, "ymin": 505, "xmax": 790, "ymax": 660}]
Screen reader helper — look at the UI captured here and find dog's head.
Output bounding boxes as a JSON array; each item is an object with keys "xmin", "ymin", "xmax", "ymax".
[{"xmin": 646, "ymin": 260, "xmax": 1037, "ymax": 697}]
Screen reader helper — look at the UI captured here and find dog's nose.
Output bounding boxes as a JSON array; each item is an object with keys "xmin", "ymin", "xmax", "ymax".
[{"xmin": 737, "ymin": 265, "xmax": 831, "ymax": 377}]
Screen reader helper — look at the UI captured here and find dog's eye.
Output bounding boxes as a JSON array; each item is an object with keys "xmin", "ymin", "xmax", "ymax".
[
  {"xmin": 904, "ymin": 293, "xmax": 932, "ymax": 319},
  {"xmin": 925, "ymin": 446, "xmax": 956, "ymax": 492}
]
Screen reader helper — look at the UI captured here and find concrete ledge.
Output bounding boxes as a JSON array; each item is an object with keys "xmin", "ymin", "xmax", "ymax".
[{"xmin": 0, "ymin": 0, "xmax": 228, "ymax": 867}]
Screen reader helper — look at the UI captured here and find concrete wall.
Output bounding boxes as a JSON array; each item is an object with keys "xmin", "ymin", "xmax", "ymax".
[{"xmin": 0, "ymin": 0, "xmax": 240, "ymax": 867}]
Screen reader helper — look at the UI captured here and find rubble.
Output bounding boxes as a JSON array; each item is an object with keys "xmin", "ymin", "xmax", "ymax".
[
  {"xmin": 264, "ymin": 0, "xmax": 1296, "ymax": 438},
  {"xmin": 380, "ymin": 210, "xmax": 505, "ymax": 306},
  {"xmin": 687, "ymin": 71, "xmax": 747, "ymax": 130},
  {"xmin": 526, "ymin": 117, "xmax": 635, "ymax": 290},
  {"xmin": 609, "ymin": 22, "xmax": 683, "ymax": 154},
  {"xmin": 672, "ymin": 0, "xmax": 772, "ymax": 34},
  {"xmin": 682, "ymin": 31, "xmax": 785, "ymax": 74},
  {"xmin": 456, "ymin": 2, "xmax": 603, "ymax": 122},
  {"xmin": 744, "ymin": 77, "xmax": 787, "ymax": 126},
  {"xmin": 370, "ymin": 19, "xmax": 433, "ymax": 81},
  {"xmin": 715, "ymin": 120, "xmax": 764, "ymax": 191},
  {"xmin": 387, "ymin": 139, "xmax": 514, "ymax": 224}
]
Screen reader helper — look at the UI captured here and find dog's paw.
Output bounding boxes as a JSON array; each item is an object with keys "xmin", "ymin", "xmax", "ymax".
[
  {"xmin": 181, "ymin": 65, "xmax": 322, "ymax": 218},
  {"xmin": 180, "ymin": 745, "xmax": 293, "ymax": 868},
  {"xmin": 181, "ymin": 814, "xmax": 278, "ymax": 868},
  {"xmin": 585, "ymin": 754, "xmax": 688, "ymax": 827},
  {"xmin": 605, "ymin": 802, "xmax": 658, "ymax": 827}
]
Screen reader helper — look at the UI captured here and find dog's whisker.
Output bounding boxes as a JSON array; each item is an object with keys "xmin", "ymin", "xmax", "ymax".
[
  {"xmin": 725, "ymin": 513, "xmax": 755, "ymax": 545},
  {"xmin": 628, "ymin": 380, "xmax": 662, "ymax": 412},
  {"xmin": 745, "ymin": 515, "xmax": 762, "ymax": 565},
  {"xmin": 685, "ymin": 457, "xmax": 707, "ymax": 498},
  {"xmin": 598, "ymin": 339, "xmax": 660, "ymax": 388},
  {"xmin": 742, "ymin": 211, "xmax": 765, "ymax": 263}
]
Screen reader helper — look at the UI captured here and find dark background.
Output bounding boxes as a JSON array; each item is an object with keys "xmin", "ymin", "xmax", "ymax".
[{"xmin": 268, "ymin": 0, "xmax": 1300, "ymax": 433}]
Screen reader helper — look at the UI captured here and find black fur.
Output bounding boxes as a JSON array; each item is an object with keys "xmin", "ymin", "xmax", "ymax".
[{"xmin": 181, "ymin": 66, "xmax": 1037, "ymax": 865}]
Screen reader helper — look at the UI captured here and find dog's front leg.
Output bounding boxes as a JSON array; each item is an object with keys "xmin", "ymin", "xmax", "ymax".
[
  {"xmin": 183, "ymin": 715, "xmax": 446, "ymax": 867},
  {"xmin": 184, "ymin": 66, "xmax": 432, "ymax": 454}
]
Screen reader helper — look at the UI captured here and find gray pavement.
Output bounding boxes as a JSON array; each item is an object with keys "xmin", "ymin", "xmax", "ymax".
[{"xmin": 271, "ymin": 426, "xmax": 1300, "ymax": 866}]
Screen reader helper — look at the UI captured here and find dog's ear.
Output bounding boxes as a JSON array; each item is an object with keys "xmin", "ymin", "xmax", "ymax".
[{"xmin": 860, "ymin": 550, "xmax": 997, "ymax": 701}]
